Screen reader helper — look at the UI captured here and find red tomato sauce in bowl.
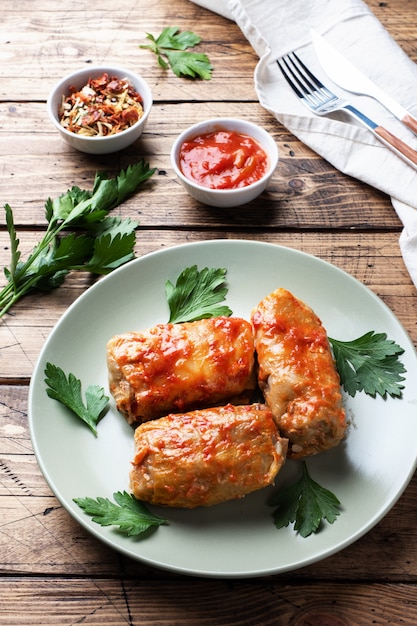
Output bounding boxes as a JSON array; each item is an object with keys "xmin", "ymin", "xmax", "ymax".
[{"xmin": 179, "ymin": 130, "xmax": 269, "ymax": 190}]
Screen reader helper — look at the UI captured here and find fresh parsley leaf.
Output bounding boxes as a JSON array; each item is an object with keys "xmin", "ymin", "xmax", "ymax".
[
  {"xmin": 46, "ymin": 186, "xmax": 93, "ymax": 224},
  {"xmin": 1, "ymin": 161, "xmax": 155, "ymax": 319},
  {"xmin": 20, "ymin": 234, "xmax": 92, "ymax": 292},
  {"xmin": 73, "ymin": 491, "xmax": 167, "ymax": 536},
  {"xmin": 44, "ymin": 363, "xmax": 109, "ymax": 436},
  {"xmin": 329, "ymin": 331, "xmax": 406, "ymax": 398},
  {"xmin": 149, "ymin": 26, "xmax": 202, "ymax": 51},
  {"xmin": 28, "ymin": 233, "xmax": 93, "ymax": 278},
  {"xmin": 269, "ymin": 462, "xmax": 341, "ymax": 538},
  {"xmin": 164, "ymin": 50, "xmax": 213, "ymax": 80},
  {"xmin": 83, "ymin": 217, "xmax": 138, "ymax": 274},
  {"xmin": 141, "ymin": 27, "xmax": 213, "ymax": 80},
  {"xmin": 35, "ymin": 269, "xmax": 69, "ymax": 291},
  {"xmin": 114, "ymin": 162, "xmax": 155, "ymax": 206},
  {"xmin": 165, "ymin": 265, "xmax": 232, "ymax": 323}
]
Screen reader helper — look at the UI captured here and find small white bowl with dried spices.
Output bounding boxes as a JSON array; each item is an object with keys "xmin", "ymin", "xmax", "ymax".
[{"xmin": 47, "ymin": 65, "xmax": 153, "ymax": 154}]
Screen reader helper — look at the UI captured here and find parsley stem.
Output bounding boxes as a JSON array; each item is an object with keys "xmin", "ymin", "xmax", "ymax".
[
  {"xmin": 1, "ymin": 161, "xmax": 155, "ymax": 320},
  {"xmin": 0, "ymin": 220, "xmax": 67, "ymax": 319}
]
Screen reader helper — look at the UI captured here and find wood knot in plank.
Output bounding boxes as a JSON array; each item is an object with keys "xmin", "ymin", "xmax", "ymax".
[{"xmin": 289, "ymin": 178, "xmax": 305, "ymax": 190}]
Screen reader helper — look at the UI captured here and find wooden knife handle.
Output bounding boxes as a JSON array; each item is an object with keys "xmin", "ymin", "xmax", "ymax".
[
  {"xmin": 375, "ymin": 125, "xmax": 417, "ymax": 168},
  {"xmin": 401, "ymin": 113, "xmax": 417, "ymax": 136}
]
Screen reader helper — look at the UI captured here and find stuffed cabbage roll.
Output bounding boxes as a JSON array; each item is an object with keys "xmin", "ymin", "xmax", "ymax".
[
  {"xmin": 251, "ymin": 288, "xmax": 346, "ymax": 458},
  {"xmin": 130, "ymin": 403, "xmax": 288, "ymax": 508},
  {"xmin": 107, "ymin": 316, "xmax": 256, "ymax": 425}
]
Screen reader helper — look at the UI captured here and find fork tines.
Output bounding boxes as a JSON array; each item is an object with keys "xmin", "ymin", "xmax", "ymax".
[{"xmin": 277, "ymin": 52, "xmax": 335, "ymax": 109}]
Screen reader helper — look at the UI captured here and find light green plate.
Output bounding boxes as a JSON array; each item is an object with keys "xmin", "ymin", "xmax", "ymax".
[{"xmin": 28, "ymin": 240, "xmax": 417, "ymax": 578}]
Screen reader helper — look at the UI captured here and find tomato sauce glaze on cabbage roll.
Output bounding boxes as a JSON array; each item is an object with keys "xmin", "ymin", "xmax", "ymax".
[
  {"xmin": 251, "ymin": 288, "xmax": 346, "ymax": 459},
  {"xmin": 130, "ymin": 403, "xmax": 288, "ymax": 508},
  {"xmin": 106, "ymin": 316, "xmax": 256, "ymax": 425}
]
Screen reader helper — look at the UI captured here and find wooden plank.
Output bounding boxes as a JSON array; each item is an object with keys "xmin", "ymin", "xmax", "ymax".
[
  {"xmin": 0, "ymin": 495, "xmax": 124, "ymax": 576},
  {"xmin": 1, "ymin": 0, "xmax": 416, "ymax": 103},
  {"xmin": 0, "ymin": 0, "xmax": 255, "ymax": 101},
  {"xmin": 1, "ymin": 578, "xmax": 417, "ymax": 625},
  {"xmin": 368, "ymin": 0, "xmax": 417, "ymax": 48},
  {"xmin": 0, "ymin": 101, "xmax": 399, "ymax": 229}
]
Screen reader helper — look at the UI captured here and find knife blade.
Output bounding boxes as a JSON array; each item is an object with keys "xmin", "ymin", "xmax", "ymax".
[{"xmin": 311, "ymin": 29, "xmax": 417, "ymax": 135}]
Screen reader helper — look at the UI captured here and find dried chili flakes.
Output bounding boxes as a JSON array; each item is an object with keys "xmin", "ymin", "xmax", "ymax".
[{"xmin": 58, "ymin": 73, "xmax": 145, "ymax": 137}]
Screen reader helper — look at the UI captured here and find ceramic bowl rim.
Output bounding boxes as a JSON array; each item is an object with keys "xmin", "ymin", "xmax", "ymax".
[
  {"xmin": 170, "ymin": 117, "xmax": 279, "ymax": 197},
  {"xmin": 47, "ymin": 64, "xmax": 153, "ymax": 144}
]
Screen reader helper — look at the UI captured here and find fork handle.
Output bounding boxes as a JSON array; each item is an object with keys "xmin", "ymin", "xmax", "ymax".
[
  {"xmin": 346, "ymin": 104, "xmax": 417, "ymax": 169},
  {"xmin": 401, "ymin": 113, "xmax": 417, "ymax": 136},
  {"xmin": 375, "ymin": 126, "xmax": 417, "ymax": 169}
]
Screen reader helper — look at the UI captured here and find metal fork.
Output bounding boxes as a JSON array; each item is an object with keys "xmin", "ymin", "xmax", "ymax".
[{"xmin": 277, "ymin": 52, "xmax": 417, "ymax": 170}]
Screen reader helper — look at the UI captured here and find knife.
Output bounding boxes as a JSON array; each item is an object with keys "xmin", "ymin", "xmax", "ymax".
[{"xmin": 311, "ymin": 29, "xmax": 417, "ymax": 135}]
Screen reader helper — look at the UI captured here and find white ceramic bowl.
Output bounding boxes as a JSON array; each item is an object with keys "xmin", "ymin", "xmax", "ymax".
[
  {"xmin": 47, "ymin": 65, "xmax": 152, "ymax": 154},
  {"xmin": 170, "ymin": 118, "xmax": 278, "ymax": 208}
]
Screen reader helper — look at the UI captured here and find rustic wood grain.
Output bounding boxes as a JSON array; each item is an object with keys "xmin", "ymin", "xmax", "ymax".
[
  {"xmin": 1, "ymin": 0, "xmax": 417, "ymax": 623},
  {"xmin": 1, "ymin": 578, "xmax": 417, "ymax": 625},
  {"xmin": 0, "ymin": 0, "xmax": 255, "ymax": 101},
  {"xmin": 0, "ymin": 102, "xmax": 400, "ymax": 230}
]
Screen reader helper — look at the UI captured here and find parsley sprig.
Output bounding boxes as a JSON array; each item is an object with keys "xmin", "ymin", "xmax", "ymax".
[
  {"xmin": 44, "ymin": 363, "xmax": 109, "ymax": 436},
  {"xmin": 329, "ymin": 332, "xmax": 406, "ymax": 398},
  {"xmin": 166, "ymin": 265, "xmax": 232, "ymax": 323},
  {"xmin": 1, "ymin": 161, "xmax": 155, "ymax": 319},
  {"xmin": 140, "ymin": 27, "xmax": 213, "ymax": 80},
  {"xmin": 74, "ymin": 491, "xmax": 167, "ymax": 536},
  {"xmin": 269, "ymin": 462, "xmax": 342, "ymax": 538}
]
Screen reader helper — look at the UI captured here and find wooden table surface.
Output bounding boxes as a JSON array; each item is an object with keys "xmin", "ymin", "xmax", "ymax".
[{"xmin": 1, "ymin": 0, "xmax": 417, "ymax": 624}]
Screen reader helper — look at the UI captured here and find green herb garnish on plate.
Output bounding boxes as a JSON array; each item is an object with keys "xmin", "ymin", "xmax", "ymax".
[
  {"xmin": 165, "ymin": 265, "xmax": 232, "ymax": 323},
  {"xmin": 44, "ymin": 363, "xmax": 109, "ymax": 436},
  {"xmin": 74, "ymin": 491, "xmax": 167, "ymax": 536},
  {"xmin": 269, "ymin": 462, "xmax": 342, "ymax": 538},
  {"xmin": 329, "ymin": 331, "xmax": 406, "ymax": 399}
]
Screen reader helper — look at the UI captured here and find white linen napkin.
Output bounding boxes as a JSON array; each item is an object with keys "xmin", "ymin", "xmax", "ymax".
[{"xmin": 191, "ymin": 0, "xmax": 417, "ymax": 291}]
